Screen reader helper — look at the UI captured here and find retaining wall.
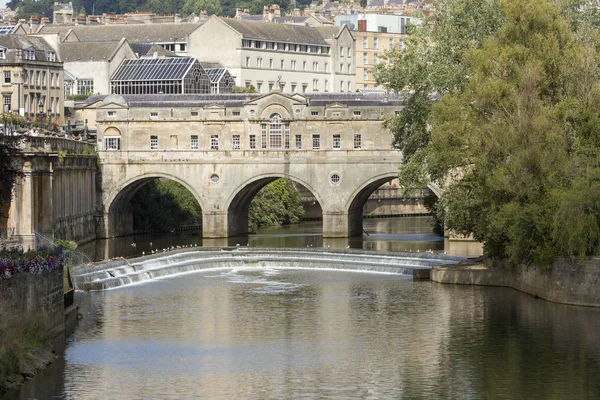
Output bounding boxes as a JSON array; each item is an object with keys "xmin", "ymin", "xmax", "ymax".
[
  {"xmin": 0, "ymin": 270, "xmax": 65, "ymax": 338},
  {"xmin": 432, "ymin": 257, "xmax": 600, "ymax": 307}
]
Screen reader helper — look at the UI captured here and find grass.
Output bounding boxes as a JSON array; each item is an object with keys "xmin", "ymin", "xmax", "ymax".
[{"xmin": 0, "ymin": 324, "xmax": 49, "ymax": 392}]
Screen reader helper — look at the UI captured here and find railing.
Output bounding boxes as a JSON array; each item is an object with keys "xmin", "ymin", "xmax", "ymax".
[
  {"xmin": 64, "ymin": 288, "xmax": 74, "ymax": 309},
  {"xmin": 299, "ymin": 187, "xmax": 431, "ymax": 204},
  {"xmin": 1, "ymin": 135, "xmax": 96, "ymax": 155}
]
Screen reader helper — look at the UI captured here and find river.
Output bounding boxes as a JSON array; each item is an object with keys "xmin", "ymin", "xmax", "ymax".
[{"xmin": 8, "ymin": 217, "xmax": 600, "ymax": 399}]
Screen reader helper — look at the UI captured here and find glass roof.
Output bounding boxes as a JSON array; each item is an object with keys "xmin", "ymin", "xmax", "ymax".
[
  {"xmin": 0, "ymin": 26, "xmax": 14, "ymax": 35},
  {"xmin": 111, "ymin": 57, "xmax": 196, "ymax": 82},
  {"xmin": 205, "ymin": 68, "xmax": 227, "ymax": 83}
]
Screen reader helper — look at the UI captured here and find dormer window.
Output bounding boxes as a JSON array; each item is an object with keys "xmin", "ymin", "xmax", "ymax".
[
  {"xmin": 47, "ymin": 51, "xmax": 56, "ymax": 62},
  {"xmin": 0, "ymin": 49, "xmax": 5, "ymax": 59},
  {"xmin": 24, "ymin": 49, "xmax": 35, "ymax": 60}
]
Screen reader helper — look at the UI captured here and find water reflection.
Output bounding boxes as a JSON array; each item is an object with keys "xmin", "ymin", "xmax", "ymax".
[
  {"xmin": 77, "ymin": 217, "xmax": 482, "ymax": 262},
  {"xmin": 12, "ymin": 269, "xmax": 600, "ymax": 399}
]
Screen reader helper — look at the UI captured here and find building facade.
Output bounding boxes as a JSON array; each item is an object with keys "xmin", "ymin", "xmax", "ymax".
[
  {"xmin": 335, "ymin": 13, "xmax": 411, "ymax": 89},
  {"xmin": 354, "ymin": 30, "xmax": 405, "ymax": 89},
  {"xmin": 0, "ymin": 35, "xmax": 63, "ymax": 119},
  {"xmin": 83, "ymin": 92, "xmax": 401, "ymax": 152},
  {"xmin": 191, "ymin": 16, "xmax": 356, "ymax": 94},
  {"xmin": 60, "ymin": 38, "xmax": 136, "ymax": 95}
]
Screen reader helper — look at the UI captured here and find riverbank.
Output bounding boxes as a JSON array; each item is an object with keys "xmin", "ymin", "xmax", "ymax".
[
  {"xmin": 431, "ymin": 257, "xmax": 600, "ymax": 307},
  {"xmin": 0, "ymin": 327, "xmax": 55, "ymax": 393}
]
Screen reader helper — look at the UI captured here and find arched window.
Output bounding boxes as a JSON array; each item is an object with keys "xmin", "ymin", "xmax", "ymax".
[{"xmin": 261, "ymin": 113, "xmax": 290, "ymax": 149}]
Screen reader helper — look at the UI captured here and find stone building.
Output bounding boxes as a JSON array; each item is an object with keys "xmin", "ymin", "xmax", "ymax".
[
  {"xmin": 34, "ymin": 22, "xmax": 205, "ymax": 56},
  {"xmin": 77, "ymin": 92, "xmax": 401, "ymax": 152},
  {"xmin": 59, "ymin": 38, "xmax": 136, "ymax": 95},
  {"xmin": 0, "ymin": 34, "xmax": 63, "ymax": 119},
  {"xmin": 193, "ymin": 16, "xmax": 356, "ymax": 94},
  {"xmin": 110, "ymin": 58, "xmax": 233, "ymax": 95},
  {"xmin": 335, "ymin": 13, "xmax": 411, "ymax": 89}
]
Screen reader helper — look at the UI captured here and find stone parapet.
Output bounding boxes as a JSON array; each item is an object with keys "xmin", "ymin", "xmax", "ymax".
[
  {"xmin": 431, "ymin": 258, "xmax": 600, "ymax": 307},
  {"xmin": 0, "ymin": 269, "xmax": 65, "ymax": 338}
]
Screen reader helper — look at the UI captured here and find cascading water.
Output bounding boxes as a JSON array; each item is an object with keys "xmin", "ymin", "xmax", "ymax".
[{"xmin": 71, "ymin": 247, "xmax": 467, "ymax": 291}]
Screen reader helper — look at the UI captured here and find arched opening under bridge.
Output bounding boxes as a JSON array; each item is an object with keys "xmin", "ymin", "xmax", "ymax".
[
  {"xmin": 226, "ymin": 176, "xmax": 323, "ymax": 239},
  {"xmin": 105, "ymin": 175, "xmax": 203, "ymax": 238}
]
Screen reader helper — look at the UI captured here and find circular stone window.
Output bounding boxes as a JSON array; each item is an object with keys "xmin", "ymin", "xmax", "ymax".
[
  {"xmin": 330, "ymin": 174, "xmax": 341, "ymax": 184},
  {"xmin": 210, "ymin": 174, "xmax": 219, "ymax": 184}
]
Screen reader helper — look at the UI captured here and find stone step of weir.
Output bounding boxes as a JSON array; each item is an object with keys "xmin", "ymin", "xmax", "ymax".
[{"xmin": 71, "ymin": 247, "xmax": 467, "ymax": 291}]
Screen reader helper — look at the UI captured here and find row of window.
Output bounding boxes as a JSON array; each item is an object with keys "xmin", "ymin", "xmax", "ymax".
[
  {"xmin": 159, "ymin": 43, "xmax": 187, "ymax": 52},
  {"xmin": 242, "ymin": 40, "xmax": 331, "ymax": 55},
  {"xmin": 105, "ymin": 133, "xmax": 363, "ymax": 151},
  {"xmin": 362, "ymin": 36, "xmax": 405, "ymax": 50},
  {"xmin": 7, "ymin": 69, "xmax": 62, "ymax": 88},
  {"xmin": 65, "ymin": 79, "xmax": 94, "ymax": 97},
  {"xmin": 108, "ymin": 109, "xmax": 368, "ymax": 119},
  {"xmin": 0, "ymin": 48, "xmax": 56, "ymax": 61},
  {"xmin": 245, "ymin": 79, "xmax": 352, "ymax": 93}
]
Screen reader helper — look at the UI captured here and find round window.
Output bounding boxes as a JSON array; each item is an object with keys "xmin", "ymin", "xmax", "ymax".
[
  {"xmin": 330, "ymin": 174, "xmax": 341, "ymax": 184},
  {"xmin": 210, "ymin": 174, "xmax": 219, "ymax": 184}
]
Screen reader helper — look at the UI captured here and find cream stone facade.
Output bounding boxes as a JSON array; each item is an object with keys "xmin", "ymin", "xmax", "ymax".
[
  {"xmin": 354, "ymin": 30, "xmax": 405, "ymax": 89},
  {"xmin": 87, "ymin": 92, "xmax": 405, "ymax": 239},
  {"xmin": 191, "ymin": 16, "xmax": 356, "ymax": 94},
  {"xmin": 59, "ymin": 38, "xmax": 136, "ymax": 95},
  {"xmin": 0, "ymin": 35, "xmax": 63, "ymax": 119}
]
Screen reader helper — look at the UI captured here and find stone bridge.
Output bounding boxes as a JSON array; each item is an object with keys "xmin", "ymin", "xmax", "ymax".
[
  {"xmin": 1, "ymin": 136, "xmax": 97, "ymax": 249},
  {"xmin": 90, "ymin": 92, "xmax": 420, "ymax": 238}
]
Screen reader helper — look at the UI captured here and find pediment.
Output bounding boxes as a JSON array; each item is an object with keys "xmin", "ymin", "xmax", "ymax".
[
  {"xmin": 204, "ymin": 103, "xmax": 225, "ymax": 110},
  {"xmin": 98, "ymin": 101, "xmax": 128, "ymax": 109},
  {"xmin": 244, "ymin": 91, "xmax": 307, "ymax": 106},
  {"xmin": 326, "ymin": 102, "xmax": 348, "ymax": 109}
]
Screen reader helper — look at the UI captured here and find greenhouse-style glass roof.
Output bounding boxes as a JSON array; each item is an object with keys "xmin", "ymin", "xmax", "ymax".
[{"xmin": 111, "ymin": 57, "xmax": 196, "ymax": 82}]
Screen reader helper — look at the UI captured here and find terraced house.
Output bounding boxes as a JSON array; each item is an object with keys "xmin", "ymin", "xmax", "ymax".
[
  {"xmin": 0, "ymin": 34, "xmax": 63, "ymax": 119},
  {"xmin": 194, "ymin": 16, "xmax": 356, "ymax": 94}
]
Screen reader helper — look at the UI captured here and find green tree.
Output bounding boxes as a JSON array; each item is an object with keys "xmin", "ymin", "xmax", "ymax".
[
  {"xmin": 374, "ymin": 0, "xmax": 504, "ymax": 192},
  {"xmin": 248, "ymin": 179, "xmax": 304, "ymax": 233},
  {"xmin": 420, "ymin": 0, "xmax": 600, "ymax": 265},
  {"xmin": 232, "ymin": 84, "xmax": 257, "ymax": 93},
  {"xmin": 130, "ymin": 179, "xmax": 202, "ymax": 232},
  {"xmin": 181, "ymin": 0, "xmax": 222, "ymax": 16},
  {"xmin": 0, "ymin": 138, "xmax": 21, "ymax": 214}
]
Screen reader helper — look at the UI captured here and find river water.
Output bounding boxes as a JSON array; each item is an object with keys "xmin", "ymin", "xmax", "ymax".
[
  {"xmin": 8, "ymin": 217, "xmax": 600, "ymax": 399},
  {"xmin": 76, "ymin": 217, "xmax": 483, "ymax": 262}
]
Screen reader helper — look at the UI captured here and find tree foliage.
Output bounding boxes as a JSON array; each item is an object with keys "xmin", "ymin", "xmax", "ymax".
[
  {"xmin": 9, "ymin": 0, "xmax": 292, "ymax": 18},
  {"xmin": 130, "ymin": 179, "xmax": 202, "ymax": 232},
  {"xmin": 378, "ymin": 0, "xmax": 600, "ymax": 265},
  {"xmin": 248, "ymin": 179, "xmax": 304, "ymax": 233},
  {"xmin": 181, "ymin": 0, "xmax": 222, "ymax": 16},
  {"xmin": 0, "ymin": 138, "xmax": 21, "ymax": 213},
  {"xmin": 375, "ymin": 0, "xmax": 505, "ymax": 192}
]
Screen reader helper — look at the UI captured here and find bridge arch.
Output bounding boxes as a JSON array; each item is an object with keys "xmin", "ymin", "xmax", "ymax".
[
  {"xmin": 224, "ymin": 173, "xmax": 324, "ymax": 237},
  {"xmin": 345, "ymin": 173, "xmax": 438, "ymax": 237},
  {"xmin": 103, "ymin": 172, "xmax": 205, "ymax": 238}
]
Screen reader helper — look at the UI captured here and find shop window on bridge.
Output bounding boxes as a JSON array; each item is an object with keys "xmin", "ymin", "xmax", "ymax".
[
  {"xmin": 210, "ymin": 135, "xmax": 219, "ymax": 150},
  {"xmin": 354, "ymin": 134, "xmax": 362, "ymax": 149},
  {"xmin": 312, "ymin": 134, "xmax": 320, "ymax": 150},
  {"xmin": 190, "ymin": 135, "xmax": 198, "ymax": 150},
  {"xmin": 232, "ymin": 135, "xmax": 240, "ymax": 150},
  {"xmin": 333, "ymin": 134, "xmax": 341, "ymax": 149},
  {"xmin": 260, "ymin": 114, "xmax": 290, "ymax": 149},
  {"xmin": 249, "ymin": 134, "xmax": 256, "ymax": 149},
  {"xmin": 104, "ymin": 136, "xmax": 120, "ymax": 150},
  {"xmin": 295, "ymin": 135, "xmax": 302, "ymax": 149},
  {"xmin": 150, "ymin": 135, "xmax": 158, "ymax": 150}
]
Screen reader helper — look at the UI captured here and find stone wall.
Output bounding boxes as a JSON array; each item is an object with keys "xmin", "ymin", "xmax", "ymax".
[
  {"xmin": 0, "ymin": 270, "xmax": 65, "ymax": 338},
  {"xmin": 431, "ymin": 257, "xmax": 600, "ymax": 307}
]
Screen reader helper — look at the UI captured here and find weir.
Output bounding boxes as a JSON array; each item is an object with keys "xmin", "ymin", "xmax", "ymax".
[{"xmin": 71, "ymin": 247, "xmax": 467, "ymax": 290}]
